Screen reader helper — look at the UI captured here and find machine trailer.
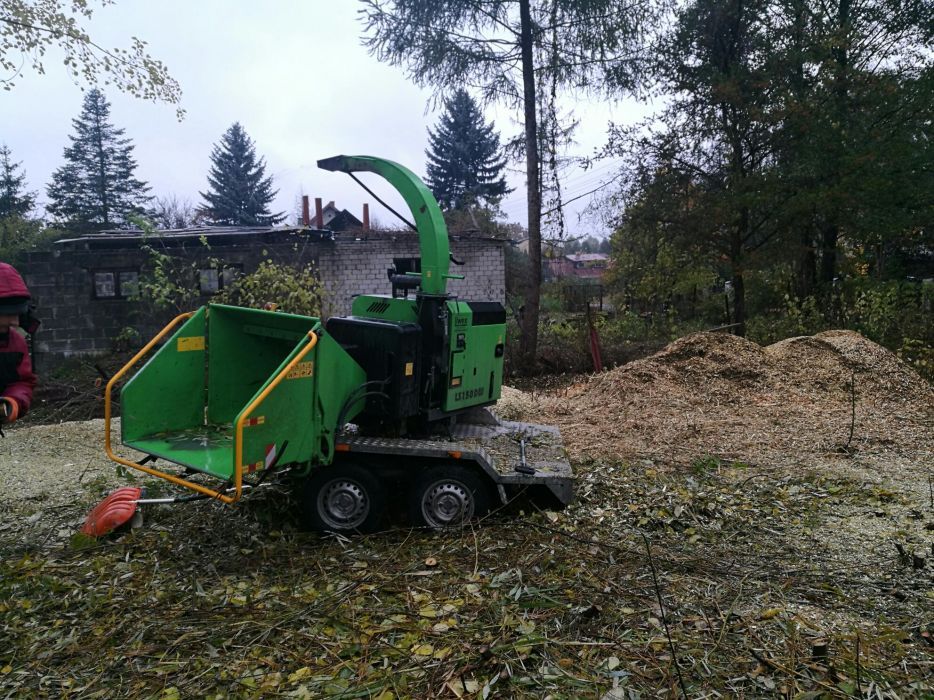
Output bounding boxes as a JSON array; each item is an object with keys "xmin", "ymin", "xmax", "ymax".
[{"xmin": 98, "ymin": 156, "xmax": 573, "ymax": 534}]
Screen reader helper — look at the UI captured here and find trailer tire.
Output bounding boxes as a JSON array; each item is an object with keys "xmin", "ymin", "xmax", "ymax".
[
  {"xmin": 409, "ymin": 465, "xmax": 489, "ymax": 529},
  {"xmin": 302, "ymin": 465, "xmax": 385, "ymax": 534}
]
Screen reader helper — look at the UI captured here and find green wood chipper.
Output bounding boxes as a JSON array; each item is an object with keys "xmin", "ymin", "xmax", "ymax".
[{"xmin": 95, "ymin": 156, "xmax": 572, "ymax": 535}]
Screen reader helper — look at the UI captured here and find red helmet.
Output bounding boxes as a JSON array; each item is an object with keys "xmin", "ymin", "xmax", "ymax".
[{"xmin": 0, "ymin": 262, "xmax": 30, "ymax": 315}]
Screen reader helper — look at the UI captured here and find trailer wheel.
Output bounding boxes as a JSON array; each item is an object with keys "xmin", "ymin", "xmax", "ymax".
[
  {"xmin": 302, "ymin": 465, "xmax": 385, "ymax": 533},
  {"xmin": 410, "ymin": 465, "xmax": 489, "ymax": 529}
]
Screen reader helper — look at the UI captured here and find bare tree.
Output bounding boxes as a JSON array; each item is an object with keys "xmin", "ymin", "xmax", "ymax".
[{"xmin": 149, "ymin": 195, "xmax": 198, "ymax": 229}]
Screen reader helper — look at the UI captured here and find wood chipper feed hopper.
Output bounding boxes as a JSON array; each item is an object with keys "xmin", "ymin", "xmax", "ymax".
[
  {"xmin": 98, "ymin": 155, "xmax": 573, "ymax": 534},
  {"xmin": 106, "ymin": 304, "xmax": 366, "ymax": 504}
]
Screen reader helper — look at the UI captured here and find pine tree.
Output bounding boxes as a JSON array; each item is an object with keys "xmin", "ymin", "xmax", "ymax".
[
  {"xmin": 46, "ymin": 89, "xmax": 150, "ymax": 232},
  {"xmin": 0, "ymin": 143, "xmax": 40, "ymax": 258},
  {"xmin": 199, "ymin": 123, "xmax": 284, "ymax": 226},
  {"xmin": 0, "ymin": 144, "xmax": 35, "ymax": 219},
  {"xmin": 425, "ymin": 89, "xmax": 509, "ymax": 211}
]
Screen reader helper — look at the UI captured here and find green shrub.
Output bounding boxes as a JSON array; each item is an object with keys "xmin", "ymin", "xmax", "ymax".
[
  {"xmin": 112, "ymin": 326, "xmax": 141, "ymax": 352},
  {"xmin": 898, "ymin": 338, "xmax": 933, "ymax": 382},
  {"xmin": 0, "ymin": 217, "xmax": 62, "ymax": 262},
  {"xmin": 844, "ymin": 279, "xmax": 930, "ymax": 348},
  {"xmin": 213, "ymin": 260, "xmax": 324, "ymax": 317},
  {"xmin": 746, "ymin": 294, "xmax": 825, "ymax": 345},
  {"xmin": 134, "ymin": 222, "xmax": 210, "ymax": 313}
]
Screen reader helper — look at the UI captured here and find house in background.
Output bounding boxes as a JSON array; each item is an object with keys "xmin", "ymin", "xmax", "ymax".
[
  {"xmin": 316, "ymin": 201, "xmax": 363, "ymax": 231},
  {"xmin": 545, "ymin": 252, "xmax": 609, "ymax": 281},
  {"xmin": 542, "ymin": 251, "xmax": 611, "ymax": 312}
]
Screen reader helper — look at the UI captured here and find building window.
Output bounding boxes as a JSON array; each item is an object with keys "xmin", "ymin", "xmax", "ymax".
[
  {"xmin": 199, "ymin": 264, "xmax": 242, "ymax": 294},
  {"xmin": 118, "ymin": 271, "xmax": 139, "ymax": 298},
  {"xmin": 93, "ymin": 272, "xmax": 116, "ymax": 298},
  {"xmin": 199, "ymin": 268, "xmax": 219, "ymax": 294},
  {"xmin": 93, "ymin": 269, "xmax": 139, "ymax": 299}
]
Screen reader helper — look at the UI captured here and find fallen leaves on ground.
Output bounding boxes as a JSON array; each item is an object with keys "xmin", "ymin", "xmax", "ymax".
[{"xmin": 1, "ymin": 329, "xmax": 932, "ymax": 697}]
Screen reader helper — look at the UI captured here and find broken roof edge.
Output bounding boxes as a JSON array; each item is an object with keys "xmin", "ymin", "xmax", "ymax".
[
  {"xmin": 53, "ymin": 225, "xmax": 335, "ymax": 248},
  {"xmin": 52, "ymin": 225, "xmax": 510, "ymax": 251},
  {"xmin": 333, "ymin": 228, "xmax": 507, "ymax": 243}
]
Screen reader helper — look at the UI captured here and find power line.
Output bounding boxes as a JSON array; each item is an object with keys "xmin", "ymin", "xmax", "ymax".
[
  {"xmin": 543, "ymin": 171, "xmax": 624, "ymax": 216},
  {"xmin": 496, "ymin": 157, "xmax": 625, "ymax": 209},
  {"xmin": 499, "ymin": 167, "xmax": 624, "ymax": 221}
]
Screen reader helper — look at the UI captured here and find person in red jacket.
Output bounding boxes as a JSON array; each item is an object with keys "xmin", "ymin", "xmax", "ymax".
[{"xmin": 0, "ymin": 262, "xmax": 37, "ymax": 425}]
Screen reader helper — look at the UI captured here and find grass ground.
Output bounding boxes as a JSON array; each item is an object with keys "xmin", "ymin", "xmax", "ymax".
[{"xmin": 1, "ymin": 443, "xmax": 932, "ymax": 698}]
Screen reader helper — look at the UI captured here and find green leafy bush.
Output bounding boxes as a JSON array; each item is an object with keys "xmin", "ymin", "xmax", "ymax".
[
  {"xmin": 132, "ymin": 217, "xmax": 325, "ymax": 319},
  {"xmin": 746, "ymin": 279, "xmax": 932, "ymax": 381},
  {"xmin": 112, "ymin": 326, "xmax": 141, "ymax": 352},
  {"xmin": 845, "ymin": 279, "xmax": 930, "ymax": 348},
  {"xmin": 746, "ymin": 295, "xmax": 825, "ymax": 344},
  {"xmin": 898, "ymin": 338, "xmax": 933, "ymax": 381},
  {"xmin": 213, "ymin": 260, "xmax": 324, "ymax": 317},
  {"xmin": 135, "ymin": 242, "xmax": 206, "ymax": 313}
]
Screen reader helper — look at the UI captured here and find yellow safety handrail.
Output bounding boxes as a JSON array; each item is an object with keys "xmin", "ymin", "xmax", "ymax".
[
  {"xmin": 104, "ymin": 311, "xmax": 239, "ymax": 505},
  {"xmin": 233, "ymin": 330, "xmax": 319, "ymax": 501}
]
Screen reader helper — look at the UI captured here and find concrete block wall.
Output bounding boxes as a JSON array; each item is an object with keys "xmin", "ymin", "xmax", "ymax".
[
  {"xmin": 17, "ymin": 229, "xmax": 506, "ymax": 365},
  {"xmin": 318, "ymin": 235, "xmax": 506, "ymax": 317},
  {"xmin": 22, "ymin": 248, "xmax": 146, "ymax": 359},
  {"xmin": 20, "ymin": 236, "xmax": 322, "ymax": 364}
]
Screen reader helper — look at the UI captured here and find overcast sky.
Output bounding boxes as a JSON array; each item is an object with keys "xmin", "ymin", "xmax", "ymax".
[{"xmin": 1, "ymin": 0, "xmax": 644, "ymax": 235}]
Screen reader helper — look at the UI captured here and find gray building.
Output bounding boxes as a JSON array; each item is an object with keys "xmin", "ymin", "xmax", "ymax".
[{"xmin": 17, "ymin": 226, "xmax": 506, "ymax": 364}]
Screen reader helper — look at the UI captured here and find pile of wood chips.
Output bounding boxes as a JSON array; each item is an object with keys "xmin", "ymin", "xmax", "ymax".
[{"xmin": 501, "ymin": 330, "xmax": 933, "ymax": 478}]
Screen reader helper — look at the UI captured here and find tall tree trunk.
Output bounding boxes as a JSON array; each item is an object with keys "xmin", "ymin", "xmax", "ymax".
[
  {"xmin": 790, "ymin": 0, "xmax": 816, "ymax": 298},
  {"xmin": 723, "ymin": 72, "xmax": 748, "ymax": 337},
  {"xmin": 820, "ymin": 0, "xmax": 850, "ymax": 287},
  {"xmin": 518, "ymin": 0, "xmax": 542, "ymax": 369},
  {"xmin": 820, "ymin": 222, "xmax": 838, "ymax": 284},
  {"xmin": 795, "ymin": 224, "xmax": 817, "ymax": 298},
  {"xmin": 732, "ymin": 269, "xmax": 746, "ymax": 336},
  {"xmin": 95, "ymin": 113, "xmax": 109, "ymax": 228},
  {"xmin": 731, "ymin": 207, "xmax": 748, "ymax": 337}
]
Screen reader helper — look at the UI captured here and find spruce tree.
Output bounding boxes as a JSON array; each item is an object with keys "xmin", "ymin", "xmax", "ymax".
[
  {"xmin": 0, "ymin": 144, "xmax": 35, "ymax": 219},
  {"xmin": 425, "ymin": 89, "xmax": 508, "ymax": 211},
  {"xmin": 199, "ymin": 123, "xmax": 284, "ymax": 226},
  {"xmin": 46, "ymin": 89, "xmax": 150, "ymax": 232}
]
